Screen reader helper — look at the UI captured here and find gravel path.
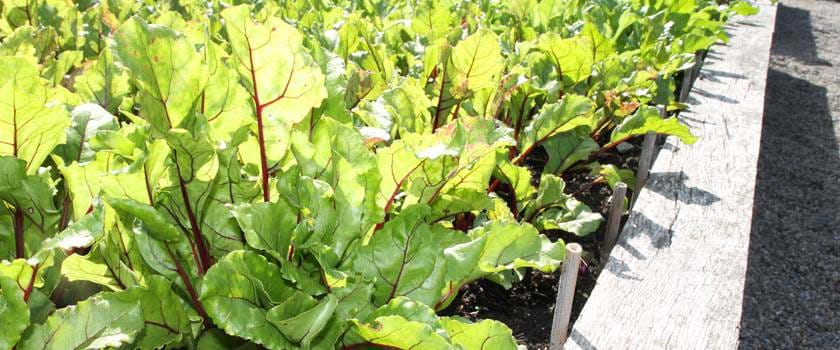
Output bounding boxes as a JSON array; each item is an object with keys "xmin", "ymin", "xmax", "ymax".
[{"xmin": 739, "ymin": 0, "xmax": 840, "ymax": 349}]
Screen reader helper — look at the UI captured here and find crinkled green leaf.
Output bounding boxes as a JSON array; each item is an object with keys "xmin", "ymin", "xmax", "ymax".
[
  {"xmin": 201, "ymin": 41, "xmax": 252, "ymax": 143},
  {"xmin": 349, "ymin": 314, "xmax": 450, "ymax": 349},
  {"xmin": 354, "ymin": 205, "xmax": 451, "ymax": 306},
  {"xmin": 61, "ymin": 246, "xmax": 137, "ymax": 291},
  {"xmin": 523, "ymin": 174, "xmax": 603, "ymax": 236},
  {"xmin": 18, "ymin": 288, "xmax": 144, "ymax": 350},
  {"xmin": 440, "ymin": 317, "xmax": 518, "ymax": 350},
  {"xmin": 445, "ymin": 220, "xmax": 564, "ymax": 285},
  {"xmin": 266, "ymin": 294, "xmax": 337, "ymax": 346},
  {"xmin": 134, "ymin": 276, "xmax": 195, "ymax": 349},
  {"xmin": 231, "ymin": 201, "xmax": 295, "ymax": 262},
  {"xmin": 200, "ymin": 250, "xmax": 298, "ymax": 350}
]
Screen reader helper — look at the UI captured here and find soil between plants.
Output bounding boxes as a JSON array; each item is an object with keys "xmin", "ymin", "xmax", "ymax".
[{"xmin": 442, "ymin": 144, "xmax": 641, "ymax": 349}]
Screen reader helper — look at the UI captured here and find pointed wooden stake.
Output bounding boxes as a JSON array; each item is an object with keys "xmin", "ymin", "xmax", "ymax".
[
  {"xmin": 679, "ymin": 51, "xmax": 704, "ymax": 102},
  {"xmin": 632, "ymin": 132, "xmax": 657, "ymax": 207},
  {"xmin": 600, "ymin": 182, "xmax": 628, "ymax": 264},
  {"xmin": 549, "ymin": 242, "xmax": 582, "ymax": 350}
]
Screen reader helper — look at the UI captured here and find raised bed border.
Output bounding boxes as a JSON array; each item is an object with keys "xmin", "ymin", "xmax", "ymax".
[{"xmin": 563, "ymin": 3, "xmax": 778, "ymax": 349}]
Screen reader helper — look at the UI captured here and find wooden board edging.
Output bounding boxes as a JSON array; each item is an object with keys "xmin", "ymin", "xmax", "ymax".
[{"xmin": 564, "ymin": 3, "xmax": 778, "ymax": 349}]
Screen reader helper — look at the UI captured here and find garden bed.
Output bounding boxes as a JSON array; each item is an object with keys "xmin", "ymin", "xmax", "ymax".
[
  {"xmin": 444, "ymin": 2, "xmax": 778, "ymax": 348},
  {"xmin": 0, "ymin": 0, "xmax": 771, "ymax": 349}
]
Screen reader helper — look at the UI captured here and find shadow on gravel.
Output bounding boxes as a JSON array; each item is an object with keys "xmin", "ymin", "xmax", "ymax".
[
  {"xmin": 770, "ymin": 4, "xmax": 832, "ymax": 66},
  {"xmin": 739, "ymin": 4, "xmax": 840, "ymax": 347}
]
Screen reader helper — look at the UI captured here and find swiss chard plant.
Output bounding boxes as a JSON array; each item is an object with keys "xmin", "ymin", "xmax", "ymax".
[{"xmin": 0, "ymin": 0, "xmax": 756, "ymax": 348}]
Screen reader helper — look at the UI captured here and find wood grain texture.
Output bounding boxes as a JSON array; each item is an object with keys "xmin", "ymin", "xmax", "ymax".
[
  {"xmin": 550, "ymin": 243, "xmax": 582, "ymax": 350},
  {"xmin": 565, "ymin": 4, "xmax": 778, "ymax": 350}
]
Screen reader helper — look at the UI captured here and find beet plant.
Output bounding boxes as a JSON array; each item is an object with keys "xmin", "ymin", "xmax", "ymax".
[{"xmin": 0, "ymin": 0, "xmax": 756, "ymax": 348}]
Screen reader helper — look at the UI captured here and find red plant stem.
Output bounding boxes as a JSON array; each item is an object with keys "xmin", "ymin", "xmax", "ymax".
[
  {"xmin": 451, "ymin": 100, "xmax": 462, "ymax": 120},
  {"xmin": 177, "ymin": 175, "xmax": 212, "ymax": 275},
  {"xmin": 487, "ymin": 179, "xmax": 501, "ymax": 194},
  {"xmin": 244, "ymin": 36, "xmax": 271, "ymax": 202},
  {"xmin": 14, "ymin": 208, "xmax": 25, "ymax": 259},
  {"xmin": 570, "ymin": 176, "xmax": 605, "ymax": 198},
  {"xmin": 431, "ymin": 60, "xmax": 449, "ymax": 131},
  {"xmin": 512, "ymin": 97, "xmax": 528, "ymax": 144},
  {"xmin": 371, "ymin": 161, "xmax": 425, "ymax": 236},
  {"xmin": 58, "ymin": 197, "xmax": 72, "ymax": 232},
  {"xmin": 433, "ymin": 282, "xmax": 460, "ymax": 310},
  {"xmin": 596, "ymin": 135, "xmax": 632, "ymax": 155},
  {"xmin": 255, "ymin": 104, "xmax": 270, "ymax": 203},
  {"xmin": 165, "ymin": 244, "xmax": 212, "ymax": 329},
  {"xmin": 22, "ymin": 264, "xmax": 40, "ymax": 302}
]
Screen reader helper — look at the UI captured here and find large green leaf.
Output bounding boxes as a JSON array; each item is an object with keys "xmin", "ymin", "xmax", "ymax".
[
  {"xmin": 200, "ymin": 42, "xmax": 252, "ymax": 143},
  {"xmin": 72, "ymin": 45, "xmax": 131, "ymax": 114},
  {"xmin": 18, "ymin": 289, "xmax": 145, "ymax": 349},
  {"xmin": 53, "ymin": 103, "xmax": 118, "ymax": 165},
  {"xmin": 61, "ymin": 245, "xmax": 139, "ymax": 291},
  {"xmin": 221, "ymin": 5, "xmax": 327, "ymax": 168},
  {"xmin": 354, "ymin": 205, "xmax": 452, "ymax": 306},
  {"xmin": 0, "ymin": 156, "xmax": 60, "ymax": 256},
  {"xmin": 543, "ymin": 128, "xmax": 600, "ymax": 173},
  {"xmin": 611, "ymin": 105, "xmax": 697, "ymax": 144},
  {"xmin": 0, "ymin": 276, "xmax": 29, "ymax": 349},
  {"xmin": 106, "ymin": 197, "xmax": 181, "ymax": 242},
  {"xmin": 200, "ymin": 250, "xmax": 298, "ymax": 349},
  {"xmin": 444, "ymin": 220, "xmax": 565, "ymax": 286},
  {"xmin": 440, "ymin": 317, "xmax": 518, "ymax": 350},
  {"xmin": 538, "ymin": 23, "xmax": 614, "ymax": 84},
  {"xmin": 448, "ymin": 29, "xmax": 503, "ymax": 98},
  {"xmin": 113, "ymin": 16, "xmax": 205, "ymax": 135},
  {"xmin": 519, "ymin": 95, "xmax": 593, "ymax": 156},
  {"xmin": 134, "ymin": 276, "xmax": 195, "ymax": 349},
  {"xmin": 0, "ymin": 56, "xmax": 70, "ymax": 173},
  {"xmin": 231, "ymin": 201, "xmax": 296, "ymax": 262}
]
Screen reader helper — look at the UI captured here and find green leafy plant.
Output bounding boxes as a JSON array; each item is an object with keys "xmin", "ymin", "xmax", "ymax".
[{"xmin": 0, "ymin": 0, "xmax": 756, "ymax": 348}]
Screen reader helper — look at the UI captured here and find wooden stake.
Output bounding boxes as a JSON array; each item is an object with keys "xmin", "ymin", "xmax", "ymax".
[
  {"xmin": 679, "ymin": 67, "xmax": 693, "ymax": 103},
  {"xmin": 632, "ymin": 132, "xmax": 657, "ymax": 207},
  {"xmin": 679, "ymin": 51, "xmax": 704, "ymax": 103},
  {"xmin": 692, "ymin": 50, "xmax": 705, "ymax": 78},
  {"xmin": 600, "ymin": 182, "xmax": 628, "ymax": 264},
  {"xmin": 549, "ymin": 243, "xmax": 582, "ymax": 350}
]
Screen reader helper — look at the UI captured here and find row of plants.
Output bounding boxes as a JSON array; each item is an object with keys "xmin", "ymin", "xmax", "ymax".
[{"xmin": 0, "ymin": 0, "xmax": 756, "ymax": 348}]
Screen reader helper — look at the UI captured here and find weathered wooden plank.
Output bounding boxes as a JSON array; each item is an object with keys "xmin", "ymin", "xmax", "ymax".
[{"xmin": 565, "ymin": 4, "xmax": 777, "ymax": 350}]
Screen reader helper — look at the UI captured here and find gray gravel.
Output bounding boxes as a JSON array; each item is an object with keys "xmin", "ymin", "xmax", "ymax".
[{"xmin": 738, "ymin": 0, "xmax": 840, "ymax": 349}]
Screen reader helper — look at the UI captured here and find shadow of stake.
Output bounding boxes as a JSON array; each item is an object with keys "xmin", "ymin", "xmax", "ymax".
[{"xmin": 644, "ymin": 171, "xmax": 721, "ymax": 206}]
